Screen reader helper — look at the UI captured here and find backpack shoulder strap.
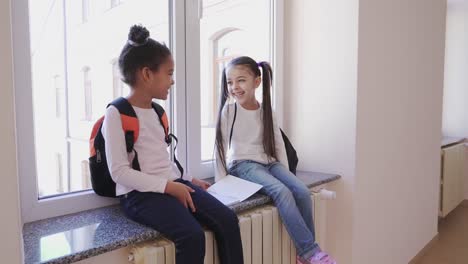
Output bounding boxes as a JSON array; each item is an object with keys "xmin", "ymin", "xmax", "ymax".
[
  {"xmin": 151, "ymin": 101, "xmax": 170, "ymax": 144},
  {"xmin": 229, "ymin": 102, "xmax": 237, "ymax": 148},
  {"xmin": 151, "ymin": 101, "xmax": 184, "ymax": 177},
  {"xmin": 109, "ymin": 97, "xmax": 136, "ymax": 117},
  {"xmin": 109, "ymin": 97, "xmax": 139, "ymax": 152}
]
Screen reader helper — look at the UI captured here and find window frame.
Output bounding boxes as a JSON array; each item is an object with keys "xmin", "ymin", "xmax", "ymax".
[
  {"xmin": 186, "ymin": 0, "xmax": 284, "ymax": 179},
  {"xmin": 13, "ymin": 0, "xmax": 181, "ymax": 223},
  {"xmin": 54, "ymin": 74, "xmax": 63, "ymax": 118},
  {"xmin": 82, "ymin": 0, "xmax": 90, "ymax": 23},
  {"xmin": 13, "ymin": 0, "xmax": 282, "ymax": 223}
]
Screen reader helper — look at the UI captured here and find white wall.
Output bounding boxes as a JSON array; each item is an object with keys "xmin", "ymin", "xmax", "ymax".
[
  {"xmin": 353, "ymin": 1, "xmax": 446, "ymax": 263},
  {"xmin": 0, "ymin": 0, "xmax": 24, "ymax": 262},
  {"xmin": 443, "ymin": 2, "xmax": 468, "ymax": 199},
  {"xmin": 284, "ymin": 0, "xmax": 359, "ymax": 262},
  {"xmin": 285, "ymin": 0, "xmax": 446, "ymax": 263}
]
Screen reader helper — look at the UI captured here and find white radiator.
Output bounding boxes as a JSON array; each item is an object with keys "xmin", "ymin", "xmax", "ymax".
[
  {"xmin": 440, "ymin": 143, "xmax": 466, "ymax": 217},
  {"xmin": 129, "ymin": 192, "xmax": 328, "ymax": 264},
  {"xmin": 129, "ymin": 239, "xmax": 176, "ymax": 264}
]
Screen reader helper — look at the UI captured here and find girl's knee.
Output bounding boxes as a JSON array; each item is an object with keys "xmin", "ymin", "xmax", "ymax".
[
  {"xmin": 295, "ymin": 186, "xmax": 312, "ymax": 200},
  {"xmin": 271, "ymin": 185, "xmax": 294, "ymax": 202}
]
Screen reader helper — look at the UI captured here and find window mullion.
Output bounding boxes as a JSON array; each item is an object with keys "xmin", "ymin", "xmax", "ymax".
[{"xmin": 184, "ymin": 0, "xmax": 202, "ymax": 178}]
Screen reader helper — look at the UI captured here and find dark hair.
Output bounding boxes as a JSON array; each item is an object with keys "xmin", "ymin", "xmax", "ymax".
[
  {"xmin": 215, "ymin": 56, "xmax": 275, "ymax": 172},
  {"xmin": 118, "ymin": 25, "xmax": 171, "ymax": 86}
]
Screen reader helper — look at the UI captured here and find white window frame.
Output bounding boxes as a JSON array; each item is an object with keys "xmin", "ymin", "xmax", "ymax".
[
  {"xmin": 82, "ymin": 0, "xmax": 90, "ymax": 23},
  {"xmin": 54, "ymin": 74, "xmax": 63, "ymax": 118},
  {"xmin": 171, "ymin": 0, "xmax": 188, "ymax": 173},
  {"xmin": 185, "ymin": 0, "xmax": 284, "ymax": 179},
  {"xmin": 13, "ymin": 0, "xmax": 185, "ymax": 223},
  {"xmin": 12, "ymin": 0, "xmax": 282, "ymax": 223},
  {"xmin": 55, "ymin": 153, "xmax": 64, "ymax": 194}
]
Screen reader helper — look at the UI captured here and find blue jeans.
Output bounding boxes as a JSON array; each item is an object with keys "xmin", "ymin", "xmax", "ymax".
[
  {"xmin": 229, "ymin": 160, "xmax": 320, "ymax": 259},
  {"xmin": 120, "ymin": 179, "xmax": 244, "ymax": 264}
]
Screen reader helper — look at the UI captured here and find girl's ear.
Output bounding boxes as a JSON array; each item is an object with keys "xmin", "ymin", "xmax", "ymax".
[
  {"xmin": 254, "ymin": 76, "xmax": 262, "ymax": 88},
  {"xmin": 141, "ymin": 67, "xmax": 152, "ymax": 83}
]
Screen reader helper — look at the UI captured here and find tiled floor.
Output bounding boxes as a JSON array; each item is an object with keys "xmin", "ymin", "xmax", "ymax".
[{"xmin": 417, "ymin": 204, "xmax": 468, "ymax": 264}]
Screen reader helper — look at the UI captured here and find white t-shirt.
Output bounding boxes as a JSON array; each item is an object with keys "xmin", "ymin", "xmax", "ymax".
[
  {"xmin": 102, "ymin": 105, "xmax": 190, "ymax": 196},
  {"xmin": 214, "ymin": 103, "xmax": 289, "ymax": 181}
]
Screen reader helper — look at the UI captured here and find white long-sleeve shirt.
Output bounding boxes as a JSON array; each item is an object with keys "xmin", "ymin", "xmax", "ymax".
[
  {"xmin": 102, "ymin": 105, "xmax": 190, "ymax": 196},
  {"xmin": 214, "ymin": 103, "xmax": 289, "ymax": 182}
]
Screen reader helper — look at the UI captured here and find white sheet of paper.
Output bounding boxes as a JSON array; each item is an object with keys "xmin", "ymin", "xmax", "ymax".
[
  {"xmin": 206, "ymin": 191, "xmax": 239, "ymax": 206},
  {"xmin": 207, "ymin": 175, "xmax": 263, "ymax": 205}
]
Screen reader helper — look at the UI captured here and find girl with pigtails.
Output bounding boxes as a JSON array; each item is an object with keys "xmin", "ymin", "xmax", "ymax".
[{"xmin": 214, "ymin": 56, "xmax": 337, "ymax": 264}]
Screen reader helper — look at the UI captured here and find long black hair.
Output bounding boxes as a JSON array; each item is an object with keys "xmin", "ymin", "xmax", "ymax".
[
  {"xmin": 118, "ymin": 25, "xmax": 171, "ymax": 86},
  {"xmin": 215, "ymin": 56, "xmax": 275, "ymax": 172}
]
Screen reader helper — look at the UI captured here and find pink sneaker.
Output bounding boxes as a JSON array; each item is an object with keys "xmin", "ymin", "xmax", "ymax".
[{"xmin": 297, "ymin": 251, "xmax": 337, "ymax": 264}]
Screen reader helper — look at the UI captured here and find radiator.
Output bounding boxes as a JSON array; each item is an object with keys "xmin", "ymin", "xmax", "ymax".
[
  {"xmin": 440, "ymin": 143, "xmax": 466, "ymax": 217},
  {"xmin": 129, "ymin": 193, "xmax": 327, "ymax": 264}
]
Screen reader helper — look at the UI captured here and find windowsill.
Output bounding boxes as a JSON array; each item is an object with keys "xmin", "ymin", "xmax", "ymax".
[{"xmin": 23, "ymin": 171, "xmax": 340, "ymax": 264}]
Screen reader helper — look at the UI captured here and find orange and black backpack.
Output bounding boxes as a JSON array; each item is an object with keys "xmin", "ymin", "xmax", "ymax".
[{"xmin": 89, "ymin": 97, "xmax": 183, "ymax": 197}]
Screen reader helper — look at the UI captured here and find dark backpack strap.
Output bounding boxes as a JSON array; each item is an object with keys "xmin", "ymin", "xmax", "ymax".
[
  {"xmin": 109, "ymin": 97, "xmax": 138, "ymax": 151},
  {"xmin": 151, "ymin": 102, "xmax": 184, "ymax": 177},
  {"xmin": 169, "ymin": 134, "xmax": 184, "ymax": 177},
  {"xmin": 109, "ymin": 97, "xmax": 140, "ymax": 170},
  {"xmin": 132, "ymin": 149, "xmax": 141, "ymax": 171},
  {"xmin": 151, "ymin": 102, "xmax": 171, "ymax": 144},
  {"xmin": 229, "ymin": 103, "xmax": 237, "ymax": 149},
  {"xmin": 109, "ymin": 97, "xmax": 137, "ymax": 117},
  {"xmin": 280, "ymin": 128, "xmax": 298, "ymax": 175}
]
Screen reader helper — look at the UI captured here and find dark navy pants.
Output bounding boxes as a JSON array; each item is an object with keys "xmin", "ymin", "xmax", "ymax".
[{"xmin": 120, "ymin": 179, "xmax": 244, "ymax": 264}]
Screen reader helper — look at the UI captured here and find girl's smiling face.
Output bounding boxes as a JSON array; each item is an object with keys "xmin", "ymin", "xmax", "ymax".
[
  {"xmin": 146, "ymin": 56, "xmax": 174, "ymax": 100},
  {"xmin": 226, "ymin": 65, "xmax": 261, "ymax": 109}
]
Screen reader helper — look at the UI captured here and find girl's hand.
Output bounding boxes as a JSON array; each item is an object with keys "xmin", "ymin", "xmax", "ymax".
[
  {"xmin": 192, "ymin": 178, "xmax": 211, "ymax": 191},
  {"xmin": 164, "ymin": 181, "xmax": 196, "ymax": 212}
]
